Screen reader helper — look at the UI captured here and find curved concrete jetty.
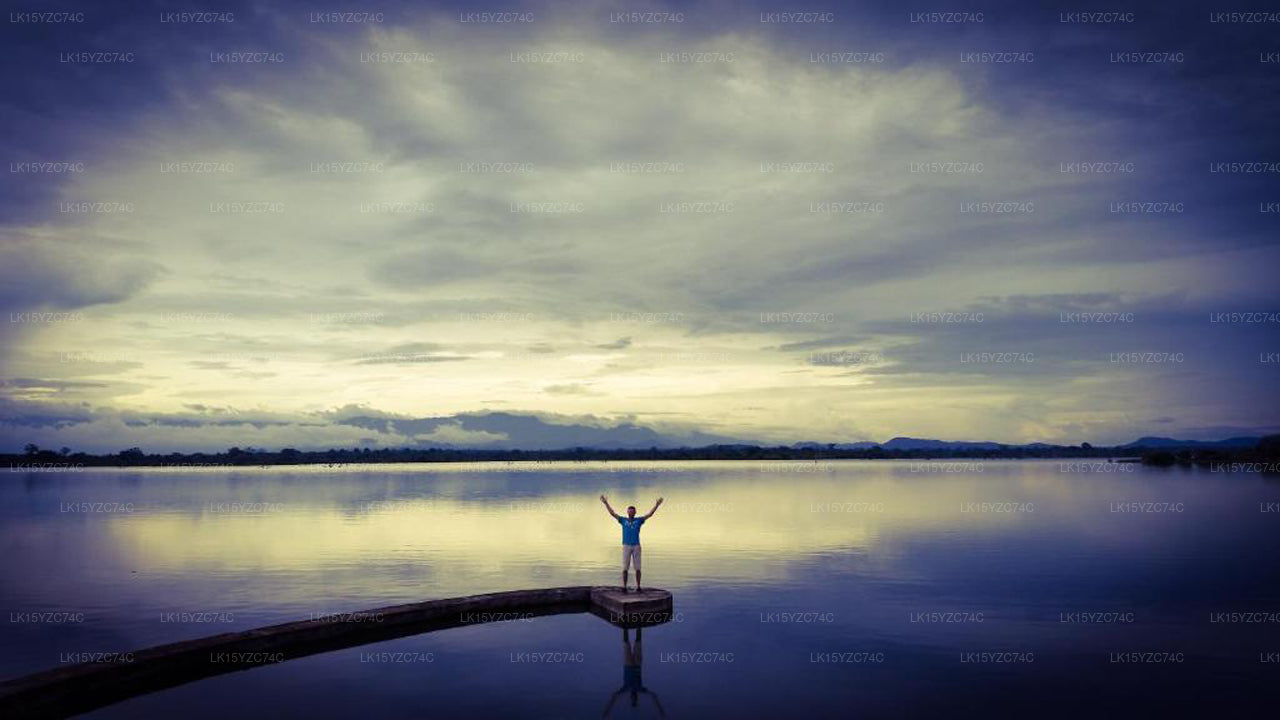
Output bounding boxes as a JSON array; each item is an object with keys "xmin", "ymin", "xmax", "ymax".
[{"xmin": 0, "ymin": 586, "xmax": 673, "ymax": 719}]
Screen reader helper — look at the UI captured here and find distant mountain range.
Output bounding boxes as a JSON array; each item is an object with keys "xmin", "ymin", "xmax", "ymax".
[
  {"xmin": 332, "ymin": 411, "xmax": 1263, "ymax": 452},
  {"xmin": 873, "ymin": 436, "xmax": 1261, "ymax": 451},
  {"xmin": 799, "ymin": 436, "xmax": 1263, "ymax": 451},
  {"xmin": 9, "ymin": 412, "xmax": 1274, "ymax": 466}
]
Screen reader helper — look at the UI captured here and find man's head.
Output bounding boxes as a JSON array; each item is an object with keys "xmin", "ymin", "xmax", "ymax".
[{"xmin": 626, "ymin": 506, "xmax": 637, "ymax": 518}]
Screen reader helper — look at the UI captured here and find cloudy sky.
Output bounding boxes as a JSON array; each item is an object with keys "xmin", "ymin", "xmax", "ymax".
[{"xmin": 2, "ymin": 0, "xmax": 1278, "ymax": 452}]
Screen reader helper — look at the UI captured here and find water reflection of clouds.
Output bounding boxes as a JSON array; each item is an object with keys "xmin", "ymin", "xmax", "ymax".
[{"xmin": 4, "ymin": 462, "xmax": 1262, "ymax": 619}]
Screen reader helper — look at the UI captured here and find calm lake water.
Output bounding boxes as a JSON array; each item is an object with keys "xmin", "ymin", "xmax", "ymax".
[{"xmin": 2, "ymin": 460, "xmax": 1279, "ymax": 717}]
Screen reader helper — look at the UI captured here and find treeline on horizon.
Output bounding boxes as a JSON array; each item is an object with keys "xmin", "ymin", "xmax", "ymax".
[{"xmin": 5, "ymin": 436, "xmax": 1279, "ymax": 468}]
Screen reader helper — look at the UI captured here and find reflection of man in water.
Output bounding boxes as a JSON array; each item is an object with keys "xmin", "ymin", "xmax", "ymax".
[
  {"xmin": 602, "ymin": 627, "xmax": 665, "ymax": 718},
  {"xmin": 600, "ymin": 495, "xmax": 663, "ymax": 591}
]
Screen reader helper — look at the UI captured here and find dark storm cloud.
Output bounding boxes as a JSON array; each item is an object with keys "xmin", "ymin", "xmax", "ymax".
[{"xmin": 0, "ymin": 233, "xmax": 162, "ymax": 312}]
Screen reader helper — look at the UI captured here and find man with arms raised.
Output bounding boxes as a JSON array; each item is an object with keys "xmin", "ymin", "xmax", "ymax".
[{"xmin": 600, "ymin": 495, "xmax": 663, "ymax": 592}]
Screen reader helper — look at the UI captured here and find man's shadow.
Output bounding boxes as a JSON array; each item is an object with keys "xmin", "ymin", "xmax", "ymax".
[{"xmin": 602, "ymin": 627, "xmax": 665, "ymax": 717}]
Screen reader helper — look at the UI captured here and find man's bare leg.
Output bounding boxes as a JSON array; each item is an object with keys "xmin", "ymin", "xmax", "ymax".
[
  {"xmin": 622, "ymin": 570, "xmax": 629, "ymax": 591},
  {"xmin": 636, "ymin": 570, "xmax": 642, "ymax": 592}
]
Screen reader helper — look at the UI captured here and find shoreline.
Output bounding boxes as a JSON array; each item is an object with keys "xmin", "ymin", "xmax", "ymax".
[
  {"xmin": 2, "ymin": 456, "xmax": 1164, "ymax": 470},
  {"xmin": 6, "ymin": 434, "xmax": 1275, "ymax": 474}
]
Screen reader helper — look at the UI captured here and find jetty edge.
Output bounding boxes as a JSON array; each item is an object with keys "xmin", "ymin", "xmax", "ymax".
[{"xmin": 0, "ymin": 585, "xmax": 673, "ymax": 719}]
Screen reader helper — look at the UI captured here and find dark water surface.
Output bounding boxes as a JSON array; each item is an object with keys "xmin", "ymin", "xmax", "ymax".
[{"xmin": 2, "ymin": 460, "xmax": 1279, "ymax": 717}]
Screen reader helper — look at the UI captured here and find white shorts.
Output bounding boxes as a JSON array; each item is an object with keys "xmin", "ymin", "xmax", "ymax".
[{"xmin": 622, "ymin": 544, "xmax": 642, "ymax": 572}]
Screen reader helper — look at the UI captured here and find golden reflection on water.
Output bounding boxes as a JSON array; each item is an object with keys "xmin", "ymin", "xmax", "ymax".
[{"xmin": 103, "ymin": 461, "xmax": 1065, "ymax": 596}]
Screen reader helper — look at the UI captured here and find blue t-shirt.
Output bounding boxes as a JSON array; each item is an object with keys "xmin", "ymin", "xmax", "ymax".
[{"xmin": 618, "ymin": 515, "xmax": 645, "ymax": 545}]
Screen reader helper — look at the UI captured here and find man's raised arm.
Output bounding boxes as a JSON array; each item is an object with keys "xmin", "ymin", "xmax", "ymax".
[
  {"xmin": 642, "ymin": 497, "xmax": 664, "ymax": 519},
  {"xmin": 600, "ymin": 495, "xmax": 620, "ymax": 519}
]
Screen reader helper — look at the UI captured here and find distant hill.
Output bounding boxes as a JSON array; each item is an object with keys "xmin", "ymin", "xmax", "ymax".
[
  {"xmin": 1122, "ymin": 436, "xmax": 1261, "ymax": 449},
  {"xmin": 881, "ymin": 437, "xmax": 1006, "ymax": 451}
]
